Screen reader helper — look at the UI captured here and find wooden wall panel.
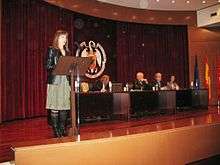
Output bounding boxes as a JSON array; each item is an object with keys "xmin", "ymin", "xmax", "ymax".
[{"xmin": 188, "ymin": 27, "xmax": 220, "ymax": 105}]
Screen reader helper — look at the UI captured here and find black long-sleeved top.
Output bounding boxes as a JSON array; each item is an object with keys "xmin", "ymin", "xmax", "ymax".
[{"xmin": 45, "ymin": 47, "xmax": 69, "ymax": 84}]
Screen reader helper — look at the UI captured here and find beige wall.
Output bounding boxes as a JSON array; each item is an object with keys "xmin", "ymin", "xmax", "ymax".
[
  {"xmin": 188, "ymin": 27, "xmax": 220, "ymax": 105},
  {"xmin": 15, "ymin": 124, "xmax": 220, "ymax": 165}
]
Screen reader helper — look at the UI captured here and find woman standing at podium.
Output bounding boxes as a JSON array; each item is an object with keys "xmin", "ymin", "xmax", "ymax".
[{"xmin": 45, "ymin": 30, "xmax": 71, "ymax": 138}]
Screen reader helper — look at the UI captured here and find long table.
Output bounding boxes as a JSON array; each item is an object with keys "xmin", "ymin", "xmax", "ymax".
[
  {"xmin": 130, "ymin": 90, "xmax": 176, "ymax": 115},
  {"xmin": 176, "ymin": 89, "xmax": 208, "ymax": 109},
  {"xmin": 76, "ymin": 89, "xmax": 208, "ymax": 121}
]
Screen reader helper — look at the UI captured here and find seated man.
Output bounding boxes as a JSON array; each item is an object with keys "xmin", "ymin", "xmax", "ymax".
[
  {"xmin": 133, "ymin": 72, "xmax": 150, "ymax": 90},
  {"xmin": 166, "ymin": 75, "xmax": 180, "ymax": 90},
  {"xmin": 152, "ymin": 72, "xmax": 165, "ymax": 90},
  {"xmin": 93, "ymin": 74, "xmax": 110, "ymax": 92}
]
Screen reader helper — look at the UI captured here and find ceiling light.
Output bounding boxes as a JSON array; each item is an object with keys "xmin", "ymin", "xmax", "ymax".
[
  {"xmin": 202, "ymin": 0, "xmax": 206, "ymax": 4},
  {"xmin": 132, "ymin": 15, "xmax": 137, "ymax": 20},
  {"xmin": 92, "ymin": 8, "xmax": 98, "ymax": 12},
  {"xmin": 185, "ymin": 16, "xmax": 191, "ymax": 20},
  {"xmin": 149, "ymin": 17, "xmax": 155, "ymax": 21},
  {"xmin": 113, "ymin": 12, "xmax": 118, "ymax": 16},
  {"xmin": 156, "ymin": 0, "xmax": 160, "ymax": 2},
  {"xmin": 72, "ymin": 4, "xmax": 79, "ymax": 8},
  {"xmin": 171, "ymin": 0, "xmax": 175, "ymax": 3},
  {"xmin": 186, "ymin": 0, "xmax": 190, "ymax": 3},
  {"xmin": 218, "ymin": 0, "xmax": 220, "ymax": 3}
]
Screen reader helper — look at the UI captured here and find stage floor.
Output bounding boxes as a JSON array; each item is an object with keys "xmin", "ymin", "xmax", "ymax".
[{"xmin": 1, "ymin": 106, "xmax": 220, "ymax": 163}]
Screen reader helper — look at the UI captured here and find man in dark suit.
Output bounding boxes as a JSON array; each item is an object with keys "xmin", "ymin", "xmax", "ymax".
[
  {"xmin": 133, "ymin": 72, "xmax": 151, "ymax": 90},
  {"xmin": 152, "ymin": 72, "xmax": 164, "ymax": 90},
  {"xmin": 93, "ymin": 74, "xmax": 110, "ymax": 92}
]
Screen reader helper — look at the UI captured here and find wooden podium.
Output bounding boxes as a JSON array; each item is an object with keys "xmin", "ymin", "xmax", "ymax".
[{"xmin": 52, "ymin": 56, "xmax": 91, "ymax": 137}]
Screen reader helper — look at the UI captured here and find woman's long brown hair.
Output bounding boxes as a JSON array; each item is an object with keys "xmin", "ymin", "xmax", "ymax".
[{"xmin": 52, "ymin": 30, "xmax": 69, "ymax": 52}]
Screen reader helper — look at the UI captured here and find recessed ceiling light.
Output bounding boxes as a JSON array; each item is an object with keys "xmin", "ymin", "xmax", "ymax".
[
  {"xmin": 172, "ymin": 0, "xmax": 175, "ymax": 3},
  {"xmin": 92, "ymin": 8, "xmax": 98, "ymax": 12},
  {"xmin": 186, "ymin": 0, "xmax": 190, "ymax": 3},
  {"xmin": 113, "ymin": 12, "xmax": 118, "ymax": 16},
  {"xmin": 185, "ymin": 16, "xmax": 191, "ymax": 20},
  {"xmin": 202, "ymin": 0, "xmax": 206, "ymax": 4},
  {"xmin": 72, "ymin": 4, "xmax": 79, "ymax": 8},
  {"xmin": 132, "ymin": 15, "xmax": 137, "ymax": 20},
  {"xmin": 149, "ymin": 17, "xmax": 155, "ymax": 21},
  {"xmin": 156, "ymin": 0, "xmax": 160, "ymax": 2}
]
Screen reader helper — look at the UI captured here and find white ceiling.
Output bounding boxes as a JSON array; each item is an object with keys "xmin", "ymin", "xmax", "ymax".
[{"xmin": 97, "ymin": 0, "xmax": 220, "ymax": 11}]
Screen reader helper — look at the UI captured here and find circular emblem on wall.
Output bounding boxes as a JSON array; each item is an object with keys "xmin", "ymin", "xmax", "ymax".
[
  {"xmin": 74, "ymin": 18, "xmax": 85, "ymax": 29},
  {"xmin": 75, "ymin": 41, "xmax": 107, "ymax": 79}
]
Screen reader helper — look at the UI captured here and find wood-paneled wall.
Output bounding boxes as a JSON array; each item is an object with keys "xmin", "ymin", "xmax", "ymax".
[{"xmin": 188, "ymin": 27, "xmax": 220, "ymax": 105}]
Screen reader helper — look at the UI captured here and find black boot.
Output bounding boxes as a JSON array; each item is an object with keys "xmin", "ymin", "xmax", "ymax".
[
  {"xmin": 51, "ymin": 111, "xmax": 61, "ymax": 138},
  {"xmin": 59, "ymin": 110, "xmax": 68, "ymax": 137}
]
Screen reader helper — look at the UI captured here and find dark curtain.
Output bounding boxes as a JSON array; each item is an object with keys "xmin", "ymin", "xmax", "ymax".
[
  {"xmin": 1, "ymin": 0, "xmax": 75, "ymax": 121},
  {"xmin": 116, "ymin": 22, "xmax": 189, "ymax": 87}
]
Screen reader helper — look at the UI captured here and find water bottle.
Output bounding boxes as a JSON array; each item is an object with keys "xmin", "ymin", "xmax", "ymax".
[
  {"xmin": 75, "ymin": 81, "xmax": 79, "ymax": 92},
  {"xmin": 126, "ymin": 83, "xmax": 129, "ymax": 91},
  {"xmin": 190, "ymin": 81, "xmax": 194, "ymax": 89},
  {"xmin": 109, "ymin": 81, "xmax": 112, "ymax": 92},
  {"xmin": 195, "ymin": 81, "xmax": 198, "ymax": 89},
  {"xmin": 155, "ymin": 84, "xmax": 159, "ymax": 91},
  {"xmin": 194, "ymin": 80, "xmax": 200, "ymax": 90}
]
